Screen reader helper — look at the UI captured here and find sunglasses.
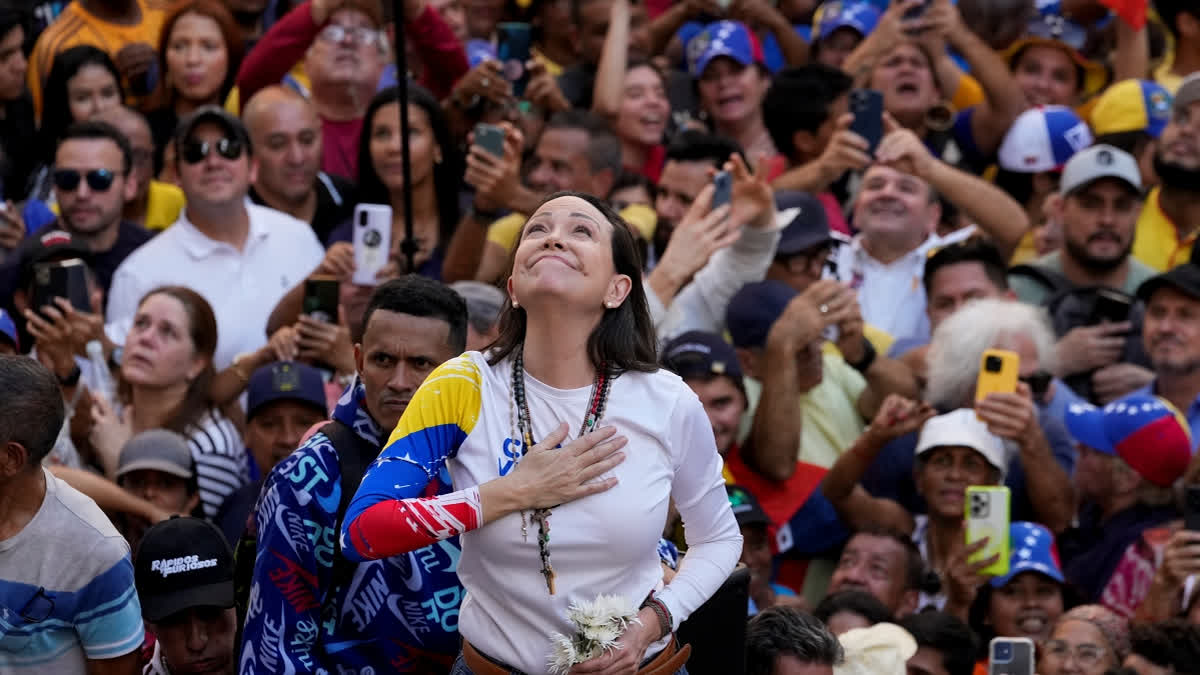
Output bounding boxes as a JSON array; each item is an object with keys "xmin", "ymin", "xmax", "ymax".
[
  {"xmin": 181, "ymin": 137, "xmax": 245, "ymax": 165},
  {"xmin": 1019, "ymin": 371, "xmax": 1053, "ymax": 400},
  {"xmin": 52, "ymin": 168, "xmax": 115, "ymax": 192}
]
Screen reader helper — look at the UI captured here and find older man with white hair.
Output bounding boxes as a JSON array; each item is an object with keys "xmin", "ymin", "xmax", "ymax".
[{"xmin": 859, "ymin": 298, "xmax": 1078, "ymax": 535}]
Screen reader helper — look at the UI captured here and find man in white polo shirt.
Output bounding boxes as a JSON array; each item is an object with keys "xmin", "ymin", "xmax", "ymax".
[
  {"xmin": 106, "ymin": 106, "xmax": 325, "ymax": 369},
  {"xmin": 830, "ymin": 126, "xmax": 1031, "ymax": 343}
]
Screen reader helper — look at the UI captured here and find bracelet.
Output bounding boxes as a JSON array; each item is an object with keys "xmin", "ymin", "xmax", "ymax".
[
  {"xmin": 57, "ymin": 365, "xmax": 82, "ymax": 388},
  {"xmin": 846, "ymin": 337, "xmax": 877, "ymax": 373},
  {"xmin": 640, "ymin": 596, "xmax": 672, "ymax": 640}
]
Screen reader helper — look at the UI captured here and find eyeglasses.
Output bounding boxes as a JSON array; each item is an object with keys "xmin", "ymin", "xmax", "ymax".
[
  {"xmin": 1024, "ymin": 14, "xmax": 1088, "ymax": 52},
  {"xmin": 19, "ymin": 587, "xmax": 55, "ymax": 623},
  {"xmin": 1019, "ymin": 371, "xmax": 1053, "ymax": 400},
  {"xmin": 52, "ymin": 169, "xmax": 116, "ymax": 192},
  {"xmin": 181, "ymin": 137, "xmax": 244, "ymax": 165},
  {"xmin": 317, "ymin": 23, "xmax": 381, "ymax": 47},
  {"xmin": 1041, "ymin": 640, "xmax": 1106, "ymax": 667}
]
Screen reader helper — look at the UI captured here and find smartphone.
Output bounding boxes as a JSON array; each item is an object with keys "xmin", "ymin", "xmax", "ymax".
[
  {"xmin": 31, "ymin": 258, "xmax": 90, "ymax": 314},
  {"xmin": 848, "ymin": 89, "xmax": 884, "ymax": 156},
  {"xmin": 966, "ymin": 486, "xmax": 1011, "ymax": 577},
  {"xmin": 352, "ymin": 204, "xmax": 393, "ymax": 286},
  {"xmin": 474, "ymin": 123, "xmax": 505, "ymax": 158},
  {"xmin": 1185, "ymin": 485, "xmax": 1200, "ymax": 532},
  {"xmin": 497, "ymin": 22, "xmax": 533, "ymax": 98},
  {"xmin": 1091, "ymin": 289, "xmax": 1133, "ymax": 324},
  {"xmin": 711, "ymin": 171, "xmax": 732, "ymax": 209},
  {"xmin": 303, "ymin": 276, "xmax": 340, "ymax": 324},
  {"xmin": 975, "ymin": 349, "xmax": 1019, "ymax": 405},
  {"xmin": 988, "ymin": 637, "xmax": 1034, "ymax": 675}
]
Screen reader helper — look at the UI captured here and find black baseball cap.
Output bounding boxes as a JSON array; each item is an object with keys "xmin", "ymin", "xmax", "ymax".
[
  {"xmin": 774, "ymin": 191, "xmax": 833, "ymax": 257},
  {"xmin": 15, "ymin": 229, "xmax": 91, "ymax": 291},
  {"xmin": 662, "ymin": 331, "xmax": 743, "ymax": 382},
  {"xmin": 727, "ymin": 485, "xmax": 770, "ymax": 528},
  {"xmin": 173, "ymin": 104, "xmax": 252, "ymax": 155},
  {"xmin": 1136, "ymin": 263, "xmax": 1200, "ymax": 303},
  {"xmin": 246, "ymin": 361, "xmax": 328, "ymax": 421},
  {"xmin": 135, "ymin": 516, "xmax": 235, "ymax": 622}
]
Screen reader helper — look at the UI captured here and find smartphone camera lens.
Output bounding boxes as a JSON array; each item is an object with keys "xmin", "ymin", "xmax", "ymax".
[
  {"xmin": 359, "ymin": 210, "xmax": 368, "ymax": 226},
  {"xmin": 984, "ymin": 355, "xmax": 1003, "ymax": 372},
  {"xmin": 992, "ymin": 641, "xmax": 1012, "ymax": 663}
]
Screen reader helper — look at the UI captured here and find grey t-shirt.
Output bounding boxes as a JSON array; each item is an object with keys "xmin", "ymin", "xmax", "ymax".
[
  {"xmin": 0, "ymin": 468, "xmax": 143, "ymax": 672},
  {"xmin": 1008, "ymin": 251, "xmax": 1158, "ymax": 305}
]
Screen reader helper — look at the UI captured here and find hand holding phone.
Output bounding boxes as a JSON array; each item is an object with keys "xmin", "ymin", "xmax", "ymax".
[
  {"xmin": 32, "ymin": 259, "xmax": 91, "ymax": 315},
  {"xmin": 848, "ymin": 89, "xmax": 884, "ymax": 156},
  {"xmin": 473, "ymin": 124, "xmax": 506, "ymax": 158},
  {"xmin": 303, "ymin": 276, "xmax": 340, "ymax": 324},
  {"xmin": 975, "ymin": 349, "xmax": 1019, "ymax": 405},
  {"xmin": 497, "ymin": 22, "xmax": 532, "ymax": 97},
  {"xmin": 711, "ymin": 171, "xmax": 732, "ymax": 209},
  {"xmin": 966, "ymin": 486, "xmax": 1010, "ymax": 577},
  {"xmin": 352, "ymin": 204, "xmax": 392, "ymax": 286}
]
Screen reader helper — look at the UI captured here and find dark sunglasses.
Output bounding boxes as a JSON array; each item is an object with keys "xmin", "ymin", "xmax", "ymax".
[
  {"xmin": 1019, "ymin": 371, "xmax": 1053, "ymax": 400},
  {"xmin": 181, "ymin": 137, "xmax": 245, "ymax": 165},
  {"xmin": 52, "ymin": 168, "xmax": 115, "ymax": 192}
]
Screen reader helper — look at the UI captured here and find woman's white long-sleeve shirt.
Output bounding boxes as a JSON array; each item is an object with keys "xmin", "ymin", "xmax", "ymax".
[{"xmin": 343, "ymin": 352, "xmax": 742, "ymax": 674}]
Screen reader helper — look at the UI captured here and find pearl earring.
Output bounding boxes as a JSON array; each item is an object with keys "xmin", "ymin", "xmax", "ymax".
[{"xmin": 512, "ymin": 300, "xmax": 519, "ymax": 308}]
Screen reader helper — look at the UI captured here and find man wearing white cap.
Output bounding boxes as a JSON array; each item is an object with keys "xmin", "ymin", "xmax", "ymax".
[
  {"xmin": 1132, "ymin": 72, "xmax": 1200, "ymax": 271},
  {"xmin": 1008, "ymin": 144, "xmax": 1157, "ymax": 402}
]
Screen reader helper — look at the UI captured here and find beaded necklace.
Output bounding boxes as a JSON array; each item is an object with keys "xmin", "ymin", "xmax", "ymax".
[{"xmin": 511, "ymin": 347, "xmax": 612, "ymax": 595}]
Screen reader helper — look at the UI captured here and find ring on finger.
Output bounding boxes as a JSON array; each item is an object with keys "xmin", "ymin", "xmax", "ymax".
[
  {"xmin": 480, "ymin": 77, "xmax": 490, "ymax": 88},
  {"xmin": 819, "ymin": 304, "xmax": 829, "ymax": 314}
]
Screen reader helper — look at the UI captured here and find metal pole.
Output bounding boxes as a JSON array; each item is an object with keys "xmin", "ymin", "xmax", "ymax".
[{"xmin": 391, "ymin": 0, "xmax": 417, "ymax": 273}]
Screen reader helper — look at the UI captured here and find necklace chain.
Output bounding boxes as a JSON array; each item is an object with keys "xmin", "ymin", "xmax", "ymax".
[{"xmin": 511, "ymin": 348, "xmax": 611, "ymax": 595}]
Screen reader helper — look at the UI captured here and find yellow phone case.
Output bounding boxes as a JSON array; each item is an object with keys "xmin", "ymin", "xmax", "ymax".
[
  {"xmin": 976, "ymin": 348, "xmax": 1019, "ymax": 404},
  {"xmin": 966, "ymin": 486, "xmax": 1010, "ymax": 577}
]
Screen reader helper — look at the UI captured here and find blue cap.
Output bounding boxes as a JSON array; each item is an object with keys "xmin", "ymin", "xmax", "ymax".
[
  {"xmin": 662, "ymin": 331, "xmax": 743, "ymax": 382},
  {"xmin": 686, "ymin": 21, "xmax": 765, "ymax": 79},
  {"xmin": 775, "ymin": 191, "xmax": 833, "ymax": 257},
  {"xmin": 246, "ymin": 362, "xmax": 328, "ymax": 421},
  {"xmin": 726, "ymin": 280, "xmax": 797, "ymax": 349},
  {"xmin": 814, "ymin": 1, "xmax": 881, "ymax": 41},
  {"xmin": 0, "ymin": 309, "xmax": 17, "ymax": 351},
  {"xmin": 990, "ymin": 521, "xmax": 1065, "ymax": 588}
]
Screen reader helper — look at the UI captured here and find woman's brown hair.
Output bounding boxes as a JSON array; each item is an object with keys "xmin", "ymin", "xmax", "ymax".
[
  {"xmin": 155, "ymin": 0, "xmax": 244, "ymax": 108},
  {"xmin": 118, "ymin": 285, "xmax": 221, "ymax": 436}
]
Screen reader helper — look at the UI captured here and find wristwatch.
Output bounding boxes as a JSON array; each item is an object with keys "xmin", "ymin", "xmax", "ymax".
[
  {"xmin": 58, "ymin": 364, "xmax": 82, "ymax": 388},
  {"xmin": 846, "ymin": 338, "xmax": 877, "ymax": 373}
]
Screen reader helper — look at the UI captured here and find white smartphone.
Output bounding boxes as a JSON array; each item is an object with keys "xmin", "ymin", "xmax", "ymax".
[
  {"xmin": 352, "ymin": 203, "xmax": 392, "ymax": 286},
  {"xmin": 988, "ymin": 637, "xmax": 1034, "ymax": 675}
]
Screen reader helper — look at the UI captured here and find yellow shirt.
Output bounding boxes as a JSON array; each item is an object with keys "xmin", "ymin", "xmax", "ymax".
[
  {"xmin": 27, "ymin": 0, "xmax": 171, "ymax": 117},
  {"xmin": 1132, "ymin": 187, "xmax": 1196, "ymax": 272},
  {"xmin": 143, "ymin": 180, "xmax": 185, "ymax": 231}
]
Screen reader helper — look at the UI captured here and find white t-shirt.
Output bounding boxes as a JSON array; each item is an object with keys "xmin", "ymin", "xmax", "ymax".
[
  {"xmin": 105, "ymin": 202, "xmax": 324, "ymax": 369},
  {"xmin": 353, "ymin": 352, "xmax": 742, "ymax": 674}
]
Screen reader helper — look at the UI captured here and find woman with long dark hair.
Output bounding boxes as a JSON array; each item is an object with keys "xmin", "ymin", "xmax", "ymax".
[
  {"xmin": 327, "ymin": 83, "xmax": 463, "ymax": 278},
  {"xmin": 28, "ymin": 46, "xmax": 125, "ymax": 200},
  {"xmin": 89, "ymin": 286, "xmax": 245, "ymax": 520},
  {"xmin": 147, "ymin": 0, "xmax": 244, "ymax": 172},
  {"xmin": 341, "ymin": 191, "xmax": 741, "ymax": 674}
]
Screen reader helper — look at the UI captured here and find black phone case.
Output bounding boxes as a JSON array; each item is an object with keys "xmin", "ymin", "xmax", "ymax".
[
  {"xmin": 1186, "ymin": 487, "xmax": 1200, "ymax": 532},
  {"xmin": 32, "ymin": 261, "xmax": 90, "ymax": 314},
  {"xmin": 497, "ymin": 23, "xmax": 532, "ymax": 97},
  {"xmin": 303, "ymin": 279, "xmax": 340, "ymax": 324}
]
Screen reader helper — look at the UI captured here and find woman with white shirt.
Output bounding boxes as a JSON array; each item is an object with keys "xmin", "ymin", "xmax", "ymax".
[{"xmin": 342, "ymin": 190, "xmax": 743, "ymax": 675}]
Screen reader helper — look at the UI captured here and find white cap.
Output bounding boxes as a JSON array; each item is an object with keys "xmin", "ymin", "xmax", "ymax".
[
  {"xmin": 835, "ymin": 623, "xmax": 917, "ymax": 675},
  {"xmin": 915, "ymin": 409, "xmax": 1010, "ymax": 479},
  {"xmin": 1059, "ymin": 144, "xmax": 1143, "ymax": 196}
]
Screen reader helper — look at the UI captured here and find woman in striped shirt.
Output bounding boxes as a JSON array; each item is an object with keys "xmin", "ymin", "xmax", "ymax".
[{"xmin": 91, "ymin": 285, "xmax": 245, "ymax": 518}]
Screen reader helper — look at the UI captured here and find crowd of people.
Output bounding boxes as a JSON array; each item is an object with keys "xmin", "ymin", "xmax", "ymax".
[{"xmin": 5, "ymin": 0, "xmax": 1200, "ymax": 673}]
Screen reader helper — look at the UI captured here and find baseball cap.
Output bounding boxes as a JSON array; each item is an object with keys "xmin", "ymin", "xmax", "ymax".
[
  {"xmin": 835, "ymin": 622, "xmax": 917, "ymax": 675},
  {"xmin": 1003, "ymin": 10, "xmax": 1107, "ymax": 97},
  {"xmin": 813, "ymin": 1, "xmax": 881, "ymax": 42},
  {"xmin": 0, "ymin": 309, "xmax": 18, "ymax": 351},
  {"xmin": 1065, "ymin": 393, "xmax": 1192, "ymax": 487},
  {"xmin": 687, "ymin": 21, "xmax": 765, "ymax": 79},
  {"xmin": 1175, "ymin": 72, "xmax": 1200, "ymax": 113},
  {"xmin": 997, "ymin": 106, "xmax": 1093, "ymax": 173},
  {"xmin": 775, "ymin": 191, "xmax": 833, "ymax": 257},
  {"xmin": 727, "ymin": 485, "xmax": 770, "ymax": 528},
  {"xmin": 14, "ymin": 228, "xmax": 91, "ymax": 291},
  {"xmin": 989, "ymin": 521, "xmax": 1065, "ymax": 588},
  {"xmin": 246, "ymin": 361, "xmax": 328, "ymax": 421},
  {"xmin": 174, "ymin": 104, "xmax": 252, "ymax": 155},
  {"xmin": 915, "ymin": 409, "xmax": 1010, "ymax": 480},
  {"xmin": 726, "ymin": 280, "xmax": 796, "ymax": 349},
  {"xmin": 1136, "ymin": 263, "xmax": 1200, "ymax": 304},
  {"xmin": 1059, "ymin": 144, "xmax": 1142, "ymax": 197},
  {"xmin": 135, "ymin": 516, "xmax": 235, "ymax": 622},
  {"xmin": 662, "ymin": 331, "xmax": 743, "ymax": 382},
  {"xmin": 116, "ymin": 429, "xmax": 195, "ymax": 481},
  {"xmin": 1090, "ymin": 79, "xmax": 1172, "ymax": 138}
]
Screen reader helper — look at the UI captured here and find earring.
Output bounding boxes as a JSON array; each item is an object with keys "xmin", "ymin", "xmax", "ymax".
[
  {"xmin": 605, "ymin": 301, "xmax": 616, "ymax": 309},
  {"xmin": 512, "ymin": 300, "xmax": 519, "ymax": 309}
]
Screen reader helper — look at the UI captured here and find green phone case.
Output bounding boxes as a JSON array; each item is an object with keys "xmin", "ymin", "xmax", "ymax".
[{"xmin": 966, "ymin": 486, "xmax": 1010, "ymax": 577}]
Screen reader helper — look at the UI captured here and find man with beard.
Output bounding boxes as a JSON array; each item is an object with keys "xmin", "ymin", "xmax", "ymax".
[
  {"xmin": 1132, "ymin": 73, "xmax": 1200, "ymax": 271},
  {"xmin": 1008, "ymin": 145, "xmax": 1156, "ymax": 403},
  {"xmin": 1132, "ymin": 264, "xmax": 1200, "ymax": 441}
]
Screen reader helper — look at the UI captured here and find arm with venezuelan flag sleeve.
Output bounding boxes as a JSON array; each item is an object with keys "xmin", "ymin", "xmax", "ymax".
[{"xmin": 341, "ymin": 357, "xmax": 486, "ymax": 562}]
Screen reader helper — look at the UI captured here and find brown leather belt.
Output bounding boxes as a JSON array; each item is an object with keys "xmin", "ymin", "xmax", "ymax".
[{"xmin": 462, "ymin": 637, "xmax": 691, "ymax": 675}]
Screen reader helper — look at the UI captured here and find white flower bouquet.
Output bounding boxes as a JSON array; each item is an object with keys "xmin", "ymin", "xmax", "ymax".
[{"xmin": 547, "ymin": 594, "xmax": 641, "ymax": 675}]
